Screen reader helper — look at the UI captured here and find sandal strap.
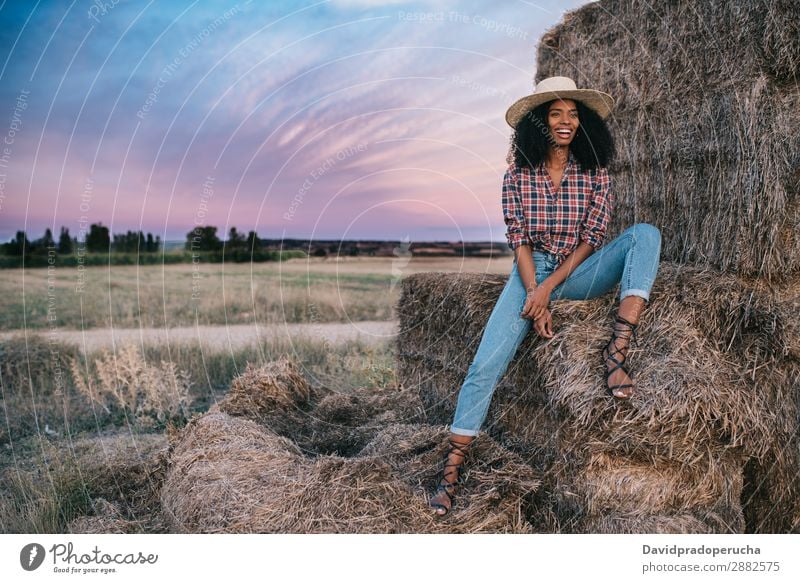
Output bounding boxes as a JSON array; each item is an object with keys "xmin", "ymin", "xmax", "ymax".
[
  {"xmin": 604, "ymin": 313, "xmax": 639, "ymax": 395},
  {"xmin": 431, "ymin": 438, "xmax": 473, "ymax": 513},
  {"xmin": 435, "ymin": 438, "xmax": 472, "ymax": 486},
  {"xmin": 439, "ymin": 438, "xmax": 471, "ymax": 481}
]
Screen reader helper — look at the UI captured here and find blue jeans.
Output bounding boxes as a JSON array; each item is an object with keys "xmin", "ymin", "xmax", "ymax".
[{"xmin": 449, "ymin": 223, "xmax": 661, "ymax": 436}]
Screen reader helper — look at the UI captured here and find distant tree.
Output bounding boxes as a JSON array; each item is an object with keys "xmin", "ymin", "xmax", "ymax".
[
  {"xmin": 186, "ymin": 225, "xmax": 222, "ymax": 251},
  {"xmin": 114, "ymin": 231, "xmax": 153, "ymax": 253},
  {"xmin": 154, "ymin": 234, "xmax": 161, "ymax": 252},
  {"xmin": 227, "ymin": 227, "xmax": 245, "ymax": 249},
  {"xmin": 40, "ymin": 228, "xmax": 55, "ymax": 249},
  {"xmin": 58, "ymin": 226, "xmax": 73, "ymax": 254},
  {"xmin": 246, "ymin": 230, "xmax": 261, "ymax": 250},
  {"xmin": 4, "ymin": 230, "xmax": 30, "ymax": 255},
  {"xmin": 112, "ymin": 230, "xmax": 133, "ymax": 252},
  {"xmin": 18, "ymin": 231, "xmax": 29, "ymax": 253},
  {"xmin": 146, "ymin": 232, "xmax": 155, "ymax": 252},
  {"xmin": 86, "ymin": 223, "xmax": 110, "ymax": 252}
]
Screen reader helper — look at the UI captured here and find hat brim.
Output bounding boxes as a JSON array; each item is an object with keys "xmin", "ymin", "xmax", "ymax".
[{"xmin": 505, "ymin": 89, "xmax": 615, "ymax": 128}]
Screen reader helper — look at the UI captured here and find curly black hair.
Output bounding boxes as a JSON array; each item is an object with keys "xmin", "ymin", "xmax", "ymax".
[{"xmin": 506, "ymin": 99, "xmax": 615, "ymax": 171}]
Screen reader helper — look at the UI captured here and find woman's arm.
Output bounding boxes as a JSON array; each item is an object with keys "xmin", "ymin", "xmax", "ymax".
[
  {"xmin": 514, "ymin": 243, "xmax": 537, "ymax": 292},
  {"xmin": 502, "ymin": 165, "xmax": 537, "ymax": 292},
  {"xmin": 538, "ymin": 242, "xmax": 595, "ymax": 295},
  {"xmin": 521, "ymin": 242, "xmax": 595, "ymax": 321}
]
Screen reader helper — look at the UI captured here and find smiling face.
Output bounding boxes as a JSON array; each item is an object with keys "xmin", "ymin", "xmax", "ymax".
[{"xmin": 546, "ymin": 98, "xmax": 579, "ymax": 147}]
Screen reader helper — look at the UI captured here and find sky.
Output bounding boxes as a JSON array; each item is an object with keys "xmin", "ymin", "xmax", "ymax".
[{"xmin": 0, "ymin": 0, "xmax": 591, "ymax": 244}]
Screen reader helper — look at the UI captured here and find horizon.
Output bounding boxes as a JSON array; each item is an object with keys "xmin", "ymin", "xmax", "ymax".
[{"xmin": 4, "ymin": 222, "xmax": 510, "ymax": 246}]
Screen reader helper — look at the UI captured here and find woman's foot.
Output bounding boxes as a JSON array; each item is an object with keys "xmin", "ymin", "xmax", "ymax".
[
  {"xmin": 603, "ymin": 313, "xmax": 638, "ymax": 398},
  {"xmin": 429, "ymin": 434, "xmax": 473, "ymax": 516}
]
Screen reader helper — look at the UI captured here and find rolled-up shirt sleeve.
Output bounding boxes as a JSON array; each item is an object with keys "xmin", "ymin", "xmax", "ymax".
[
  {"xmin": 502, "ymin": 165, "xmax": 528, "ymax": 251},
  {"xmin": 579, "ymin": 166, "xmax": 614, "ymax": 249}
]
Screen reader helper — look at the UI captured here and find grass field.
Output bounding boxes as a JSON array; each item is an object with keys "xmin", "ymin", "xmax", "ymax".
[{"xmin": 0, "ymin": 255, "xmax": 511, "ymax": 330}]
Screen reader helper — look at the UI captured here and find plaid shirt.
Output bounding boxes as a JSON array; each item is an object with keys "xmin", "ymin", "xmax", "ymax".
[{"xmin": 502, "ymin": 149, "xmax": 614, "ymax": 265}]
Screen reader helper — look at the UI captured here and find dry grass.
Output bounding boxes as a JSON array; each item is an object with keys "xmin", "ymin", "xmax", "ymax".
[
  {"xmin": 69, "ymin": 343, "xmax": 191, "ymax": 427},
  {"xmin": 0, "ymin": 431, "xmax": 168, "ymax": 533},
  {"xmin": 1, "ymin": 331, "xmax": 396, "ymax": 445},
  {"xmin": 1, "ymin": 332, "xmax": 402, "ymax": 533},
  {"xmin": 161, "ymin": 356, "xmax": 541, "ymax": 533},
  {"xmin": 0, "ymin": 256, "xmax": 511, "ymax": 330}
]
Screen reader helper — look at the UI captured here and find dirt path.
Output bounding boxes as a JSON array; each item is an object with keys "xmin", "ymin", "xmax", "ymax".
[{"xmin": 1, "ymin": 320, "xmax": 399, "ymax": 352}]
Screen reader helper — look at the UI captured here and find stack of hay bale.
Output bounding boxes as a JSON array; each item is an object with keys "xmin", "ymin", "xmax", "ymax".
[
  {"xmin": 396, "ymin": 0, "xmax": 799, "ymax": 533},
  {"xmin": 396, "ymin": 266, "xmax": 797, "ymax": 532},
  {"xmin": 535, "ymin": 0, "xmax": 799, "ymax": 280}
]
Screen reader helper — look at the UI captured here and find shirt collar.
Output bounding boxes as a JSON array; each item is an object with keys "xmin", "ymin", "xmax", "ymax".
[{"xmin": 538, "ymin": 149, "xmax": 575, "ymax": 172}]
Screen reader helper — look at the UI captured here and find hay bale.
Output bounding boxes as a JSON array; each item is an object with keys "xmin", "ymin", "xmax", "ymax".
[
  {"xmin": 161, "ymin": 408, "xmax": 540, "ymax": 533},
  {"xmin": 534, "ymin": 0, "xmax": 800, "ymax": 280},
  {"xmin": 583, "ymin": 511, "xmax": 739, "ymax": 535},
  {"xmin": 395, "ymin": 266, "xmax": 799, "ymax": 532},
  {"xmin": 542, "ymin": 449, "xmax": 746, "ymax": 533},
  {"xmin": 396, "ymin": 267, "xmax": 782, "ymax": 459}
]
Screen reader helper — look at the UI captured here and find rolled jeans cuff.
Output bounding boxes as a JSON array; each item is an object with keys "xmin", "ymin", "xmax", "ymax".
[
  {"xmin": 448, "ymin": 425, "xmax": 480, "ymax": 437},
  {"xmin": 620, "ymin": 288, "xmax": 650, "ymax": 302}
]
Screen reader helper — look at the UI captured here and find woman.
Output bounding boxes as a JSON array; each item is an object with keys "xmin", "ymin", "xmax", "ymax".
[{"xmin": 429, "ymin": 76, "xmax": 661, "ymax": 516}]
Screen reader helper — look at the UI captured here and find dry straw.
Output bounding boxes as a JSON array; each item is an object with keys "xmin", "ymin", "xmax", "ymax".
[
  {"xmin": 160, "ymin": 358, "xmax": 540, "ymax": 533},
  {"xmin": 533, "ymin": 0, "xmax": 799, "ymax": 281},
  {"xmin": 156, "ymin": 261, "xmax": 796, "ymax": 533},
  {"xmin": 395, "ymin": 262, "xmax": 799, "ymax": 533}
]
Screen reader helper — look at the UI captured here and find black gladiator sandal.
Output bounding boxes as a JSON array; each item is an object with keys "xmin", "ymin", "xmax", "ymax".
[
  {"xmin": 429, "ymin": 437, "xmax": 472, "ymax": 516},
  {"xmin": 602, "ymin": 313, "xmax": 639, "ymax": 399}
]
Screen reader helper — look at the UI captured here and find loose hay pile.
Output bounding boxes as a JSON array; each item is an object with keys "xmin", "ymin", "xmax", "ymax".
[
  {"xmin": 395, "ymin": 264, "xmax": 800, "ymax": 533},
  {"xmin": 161, "ymin": 358, "xmax": 540, "ymax": 533}
]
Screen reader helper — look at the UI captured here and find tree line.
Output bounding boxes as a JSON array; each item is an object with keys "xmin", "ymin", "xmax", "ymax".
[
  {"xmin": 1, "ymin": 223, "xmax": 267, "ymax": 256},
  {"xmin": 184, "ymin": 226, "xmax": 261, "ymax": 251},
  {"xmin": 1, "ymin": 223, "xmax": 299, "ymax": 268},
  {"xmin": 1, "ymin": 224, "xmax": 162, "ymax": 256}
]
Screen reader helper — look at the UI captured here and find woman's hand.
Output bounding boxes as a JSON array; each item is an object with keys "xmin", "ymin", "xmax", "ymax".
[
  {"xmin": 521, "ymin": 283, "xmax": 552, "ymax": 321},
  {"xmin": 533, "ymin": 308, "xmax": 553, "ymax": 338}
]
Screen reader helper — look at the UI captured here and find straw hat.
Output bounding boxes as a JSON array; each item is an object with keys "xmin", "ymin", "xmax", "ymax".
[{"xmin": 505, "ymin": 76, "xmax": 615, "ymax": 128}]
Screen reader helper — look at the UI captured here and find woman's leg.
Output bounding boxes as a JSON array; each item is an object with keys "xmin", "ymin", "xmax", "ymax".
[
  {"xmin": 549, "ymin": 223, "xmax": 661, "ymax": 302},
  {"xmin": 450, "ymin": 260, "xmax": 533, "ymax": 435},
  {"xmin": 431, "ymin": 259, "xmax": 534, "ymax": 515},
  {"xmin": 550, "ymin": 223, "xmax": 662, "ymax": 397}
]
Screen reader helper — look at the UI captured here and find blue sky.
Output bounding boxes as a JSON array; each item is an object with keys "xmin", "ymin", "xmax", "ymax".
[{"xmin": 0, "ymin": 0, "xmax": 590, "ymax": 243}]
